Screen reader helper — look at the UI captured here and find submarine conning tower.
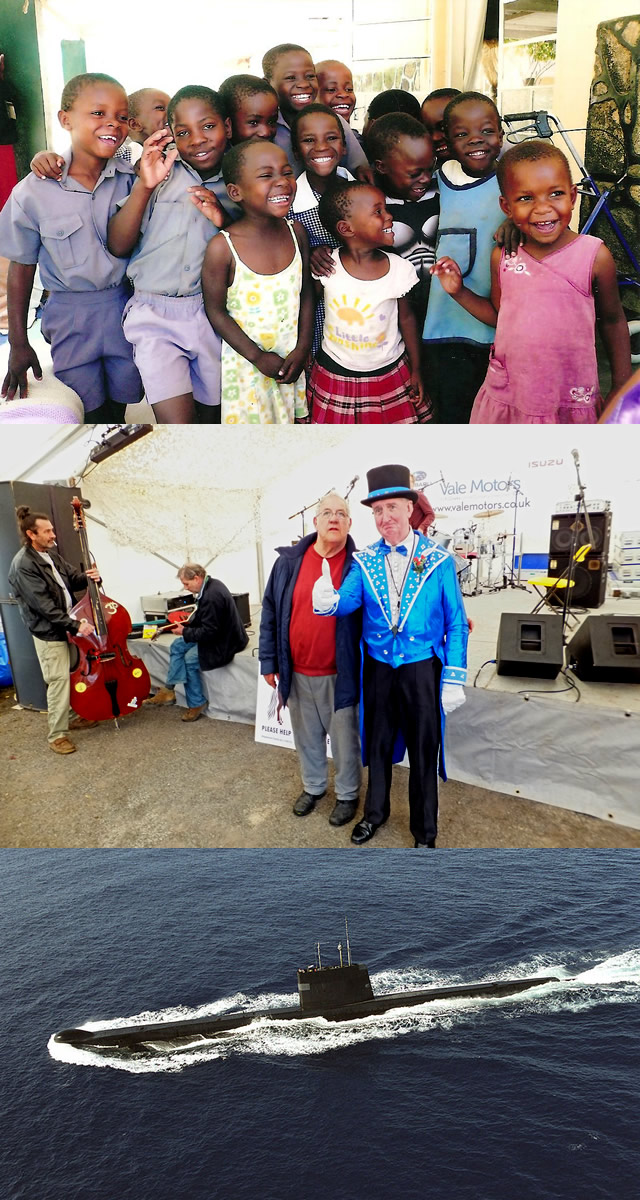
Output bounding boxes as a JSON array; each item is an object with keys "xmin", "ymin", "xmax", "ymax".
[{"xmin": 297, "ymin": 963, "xmax": 375, "ymax": 1013}]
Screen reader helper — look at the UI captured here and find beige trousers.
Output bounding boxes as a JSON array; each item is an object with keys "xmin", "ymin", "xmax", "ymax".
[{"xmin": 33, "ymin": 637, "xmax": 73, "ymax": 742}]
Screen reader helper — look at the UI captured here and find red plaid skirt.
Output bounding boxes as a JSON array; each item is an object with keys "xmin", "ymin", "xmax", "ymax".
[{"xmin": 308, "ymin": 352, "xmax": 431, "ymax": 425}]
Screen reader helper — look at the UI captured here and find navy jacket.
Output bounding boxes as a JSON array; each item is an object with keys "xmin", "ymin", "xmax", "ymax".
[
  {"xmin": 259, "ymin": 532, "xmax": 361, "ymax": 710},
  {"xmin": 182, "ymin": 576, "xmax": 249, "ymax": 672}
]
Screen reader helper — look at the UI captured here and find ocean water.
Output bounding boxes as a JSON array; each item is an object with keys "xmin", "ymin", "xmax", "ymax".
[{"xmin": 1, "ymin": 849, "xmax": 638, "ymax": 1200}]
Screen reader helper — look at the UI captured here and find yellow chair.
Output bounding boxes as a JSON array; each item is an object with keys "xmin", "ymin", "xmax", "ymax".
[{"xmin": 525, "ymin": 543, "xmax": 592, "ymax": 620}]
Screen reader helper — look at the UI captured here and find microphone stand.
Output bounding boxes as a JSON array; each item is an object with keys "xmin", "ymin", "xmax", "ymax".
[
  {"xmin": 498, "ymin": 480, "xmax": 528, "ymax": 591},
  {"xmin": 289, "ymin": 492, "xmax": 333, "ymax": 540},
  {"xmin": 344, "ymin": 476, "xmax": 359, "ymax": 500},
  {"xmin": 560, "ymin": 454, "xmax": 594, "ymax": 647}
]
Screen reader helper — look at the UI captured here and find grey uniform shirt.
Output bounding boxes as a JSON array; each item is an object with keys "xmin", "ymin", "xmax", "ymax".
[
  {"xmin": 122, "ymin": 159, "xmax": 241, "ymax": 297},
  {"xmin": 275, "ymin": 111, "xmax": 367, "ymax": 178},
  {"xmin": 0, "ymin": 149, "xmax": 135, "ymax": 291}
]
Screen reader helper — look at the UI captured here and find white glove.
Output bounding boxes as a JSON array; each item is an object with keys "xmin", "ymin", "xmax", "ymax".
[
  {"xmin": 312, "ymin": 556, "xmax": 338, "ymax": 614},
  {"xmin": 441, "ymin": 682, "xmax": 466, "ymax": 715}
]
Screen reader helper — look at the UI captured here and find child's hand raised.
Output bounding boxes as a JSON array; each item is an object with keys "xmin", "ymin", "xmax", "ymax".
[
  {"xmin": 188, "ymin": 188, "xmax": 226, "ymax": 227},
  {"xmin": 310, "ymin": 245, "xmax": 336, "ymax": 278},
  {"xmin": 30, "ymin": 151, "xmax": 64, "ymax": 181},
  {"xmin": 255, "ymin": 350, "xmax": 287, "ymax": 380},
  {"xmin": 430, "ymin": 257, "xmax": 463, "ymax": 295},
  {"xmin": 138, "ymin": 130, "xmax": 178, "ymax": 188}
]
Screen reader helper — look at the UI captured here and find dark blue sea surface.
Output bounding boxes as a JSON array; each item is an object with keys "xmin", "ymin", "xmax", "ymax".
[{"xmin": 1, "ymin": 849, "xmax": 638, "ymax": 1200}]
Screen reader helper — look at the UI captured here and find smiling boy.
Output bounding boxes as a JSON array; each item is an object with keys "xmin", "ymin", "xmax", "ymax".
[
  {"xmin": 422, "ymin": 91, "xmax": 504, "ymax": 423},
  {"xmin": 262, "ymin": 43, "xmax": 369, "ymax": 179}
]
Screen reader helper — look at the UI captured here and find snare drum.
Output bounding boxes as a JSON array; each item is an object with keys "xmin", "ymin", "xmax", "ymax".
[
  {"xmin": 453, "ymin": 526, "xmax": 475, "ymax": 553},
  {"xmin": 432, "ymin": 527, "xmax": 452, "ymax": 550}
]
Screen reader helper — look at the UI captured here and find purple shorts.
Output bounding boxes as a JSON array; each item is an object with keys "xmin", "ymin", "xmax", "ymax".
[
  {"xmin": 40, "ymin": 284, "xmax": 143, "ymax": 414},
  {"xmin": 122, "ymin": 291, "xmax": 221, "ymax": 407}
]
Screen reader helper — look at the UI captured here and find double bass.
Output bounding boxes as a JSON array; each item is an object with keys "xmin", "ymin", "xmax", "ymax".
[{"xmin": 67, "ymin": 496, "xmax": 150, "ymax": 722}]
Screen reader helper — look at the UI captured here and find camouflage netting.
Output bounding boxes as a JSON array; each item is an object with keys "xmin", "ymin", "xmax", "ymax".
[
  {"xmin": 81, "ymin": 427, "xmax": 346, "ymax": 565},
  {"xmin": 581, "ymin": 15, "xmax": 640, "ymax": 318}
]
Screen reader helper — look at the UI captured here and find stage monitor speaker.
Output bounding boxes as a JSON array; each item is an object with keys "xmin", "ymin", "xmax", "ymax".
[
  {"xmin": 546, "ymin": 556, "xmax": 608, "ymax": 609},
  {"xmin": 233, "ymin": 592, "xmax": 251, "ymax": 627},
  {"xmin": 567, "ymin": 615, "xmax": 640, "ymax": 682},
  {"xmin": 0, "ymin": 481, "xmax": 85, "ymax": 709},
  {"xmin": 496, "ymin": 612, "xmax": 564, "ymax": 678},
  {"xmin": 549, "ymin": 510, "xmax": 611, "ymax": 556}
]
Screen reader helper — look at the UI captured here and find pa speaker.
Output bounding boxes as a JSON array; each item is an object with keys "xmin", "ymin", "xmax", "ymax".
[
  {"xmin": 233, "ymin": 592, "xmax": 251, "ymax": 627},
  {"xmin": 549, "ymin": 510, "xmax": 611, "ymax": 556},
  {"xmin": 546, "ymin": 556, "xmax": 608, "ymax": 608},
  {"xmin": 567, "ymin": 615, "xmax": 640, "ymax": 682},
  {"xmin": 496, "ymin": 612, "xmax": 564, "ymax": 678}
]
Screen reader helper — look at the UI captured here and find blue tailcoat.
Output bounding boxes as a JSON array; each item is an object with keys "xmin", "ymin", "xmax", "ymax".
[{"xmin": 326, "ymin": 534, "xmax": 469, "ymax": 776}]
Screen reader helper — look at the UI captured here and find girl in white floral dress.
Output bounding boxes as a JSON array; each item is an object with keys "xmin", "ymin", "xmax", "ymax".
[{"xmin": 202, "ymin": 139, "xmax": 314, "ymax": 423}]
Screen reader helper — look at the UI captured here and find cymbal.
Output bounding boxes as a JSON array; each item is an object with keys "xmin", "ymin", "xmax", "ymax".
[{"xmin": 475, "ymin": 508, "xmax": 504, "ymax": 519}]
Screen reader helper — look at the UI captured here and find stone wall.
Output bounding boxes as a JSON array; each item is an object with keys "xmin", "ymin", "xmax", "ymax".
[{"xmin": 582, "ymin": 15, "xmax": 640, "ymax": 315}]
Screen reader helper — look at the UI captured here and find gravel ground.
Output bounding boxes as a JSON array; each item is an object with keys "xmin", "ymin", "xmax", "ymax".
[{"xmin": 1, "ymin": 688, "xmax": 638, "ymax": 849}]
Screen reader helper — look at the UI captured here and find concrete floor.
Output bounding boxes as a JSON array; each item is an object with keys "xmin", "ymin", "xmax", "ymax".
[{"xmin": 2, "ymin": 687, "xmax": 638, "ymax": 849}]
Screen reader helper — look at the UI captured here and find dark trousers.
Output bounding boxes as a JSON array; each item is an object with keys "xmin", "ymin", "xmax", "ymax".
[
  {"xmin": 363, "ymin": 653, "xmax": 442, "ymax": 843},
  {"xmin": 423, "ymin": 342, "xmax": 491, "ymax": 424}
]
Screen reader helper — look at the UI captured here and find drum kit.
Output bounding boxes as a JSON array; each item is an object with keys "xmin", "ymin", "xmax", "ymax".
[{"xmin": 430, "ymin": 509, "xmax": 510, "ymax": 596}]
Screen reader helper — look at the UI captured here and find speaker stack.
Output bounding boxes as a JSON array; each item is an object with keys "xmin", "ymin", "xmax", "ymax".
[
  {"xmin": 233, "ymin": 592, "xmax": 251, "ymax": 627},
  {"xmin": 546, "ymin": 509, "xmax": 611, "ymax": 609}
]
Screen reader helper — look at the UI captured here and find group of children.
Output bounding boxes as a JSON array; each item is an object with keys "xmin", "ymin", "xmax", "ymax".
[{"xmin": 0, "ymin": 42, "xmax": 632, "ymax": 425}]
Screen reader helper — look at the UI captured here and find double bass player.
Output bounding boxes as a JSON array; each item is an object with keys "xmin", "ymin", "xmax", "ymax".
[{"xmin": 8, "ymin": 505, "xmax": 100, "ymax": 754}]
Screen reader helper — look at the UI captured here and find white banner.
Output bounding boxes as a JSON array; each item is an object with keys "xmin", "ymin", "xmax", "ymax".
[{"xmin": 254, "ymin": 674, "xmax": 333, "ymax": 759}]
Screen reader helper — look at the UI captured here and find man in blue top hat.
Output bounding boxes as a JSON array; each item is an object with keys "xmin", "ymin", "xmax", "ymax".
[{"xmin": 313, "ymin": 463, "xmax": 468, "ymax": 847}]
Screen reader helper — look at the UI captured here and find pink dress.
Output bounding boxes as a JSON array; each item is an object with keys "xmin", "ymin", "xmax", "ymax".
[{"xmin": 470, "ymin": 235, "xmax": 603, "ymax": 424}]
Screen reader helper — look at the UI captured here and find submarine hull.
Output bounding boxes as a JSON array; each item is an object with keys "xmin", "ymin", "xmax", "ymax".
[{"xmin": 54, "ymin": 973, "xmax": 560, "ymax": 1054}]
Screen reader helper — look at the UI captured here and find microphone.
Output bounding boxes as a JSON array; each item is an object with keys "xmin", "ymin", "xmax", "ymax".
[
  {"xmin": 571, "ymin": 449, "xmax": 580, "ymax": 465},
  {"xmin": 349, "ymin": 475, "xmax": 359, "ymax": 487}
]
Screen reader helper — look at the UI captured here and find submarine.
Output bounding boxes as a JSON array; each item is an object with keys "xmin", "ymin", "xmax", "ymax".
[{"xmin": 53, "ymin": 928, "xmax": 562, "ymax": 1057}]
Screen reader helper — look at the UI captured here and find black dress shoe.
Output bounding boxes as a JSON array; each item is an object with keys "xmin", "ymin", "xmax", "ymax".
[
  {"xmin": 329, "ymin": 801, "xmax": 358, "ymax": 827},
  {"xmin": 351, "ymin": 819, "xmax": 379, "ymax": 845},
  {"xmin": 414, "ymin": 838, "xmax": 437, "ymax": 848},
  {"xmin": 293, "ymin": 790, "xmax": 325, "ymax": 816}
]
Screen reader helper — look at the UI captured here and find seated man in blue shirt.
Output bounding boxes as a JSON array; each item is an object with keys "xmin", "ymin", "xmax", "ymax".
[{"xmin": 313, "ymin": 464, "xmax": 468, "ymax": 847}]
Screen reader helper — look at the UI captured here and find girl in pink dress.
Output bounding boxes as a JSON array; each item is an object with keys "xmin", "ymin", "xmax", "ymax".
[{"xmin": 431, "ymin": 140, "xmax": 631, "ymax": 423}]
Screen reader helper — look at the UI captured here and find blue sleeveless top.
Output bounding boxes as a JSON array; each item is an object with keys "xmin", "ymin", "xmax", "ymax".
[{"xmin": 423, "ymin": 168, "xmax": 502, "ymax": 346}]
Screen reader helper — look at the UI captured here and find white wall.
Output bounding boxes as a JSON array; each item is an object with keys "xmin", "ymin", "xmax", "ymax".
[{"xmin": 36, "ymin": 0, "xmax": 350, "ymax": 152}]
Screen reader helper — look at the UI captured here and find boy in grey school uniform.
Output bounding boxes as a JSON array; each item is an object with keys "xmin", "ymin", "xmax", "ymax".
[
  {"xmin": 0, "ymin": 148, "xmax": 142, "ymax": 418},
  {"xmin": 108, "ymin": 85, "xmax": 241, "ymax": 424}
]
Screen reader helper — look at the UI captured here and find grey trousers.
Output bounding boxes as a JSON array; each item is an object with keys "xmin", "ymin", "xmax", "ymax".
[{"xmin": 288, "ymin": 672, "xmax": 362, "ymax": 802}]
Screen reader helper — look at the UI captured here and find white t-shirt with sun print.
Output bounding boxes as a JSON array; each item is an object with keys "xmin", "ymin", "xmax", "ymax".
[{"xmin": 317, "ymin": 248, "xmax": 419, "ymax": 373}]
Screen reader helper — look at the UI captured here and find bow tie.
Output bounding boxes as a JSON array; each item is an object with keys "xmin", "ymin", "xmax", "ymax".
[{"xmin": 382, "ymin": 543, "xmax": 408, "ymax": 556}]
